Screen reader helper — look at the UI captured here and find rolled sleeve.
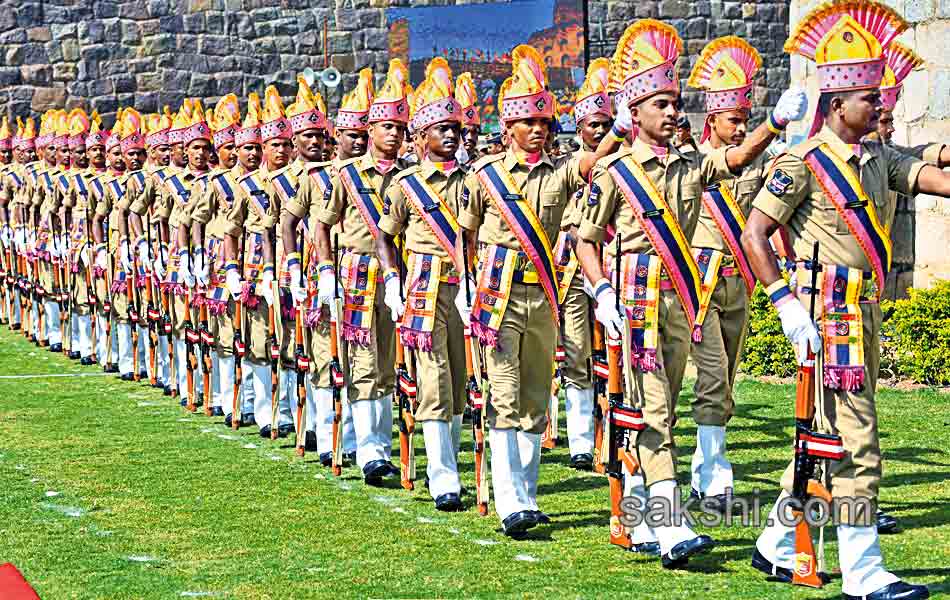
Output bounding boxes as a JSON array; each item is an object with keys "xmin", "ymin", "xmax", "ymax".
[
  {"xmin": 223, "ymin": 194, "xmax": 247, "ymax": 237},
  {"xmin": 285, "ymin": 176, "xmax": 312, "ymax": 220},
  {"xmin": 701, "ymin": 145, "xmax": 736, "ymax": 185},
  {"xmin": 190, "ymin": 184, "xmax": 213, "ymax": 226},
  {"xmin": 315, "ymin": 174, "xmax": 344, "ymax": 227},
  {"xmin": 884, "ymin": 144, "xmax": 929, "ymax": 197},
  {"xmin": 377, "ymin": 184, "xmax": 408, "ymax": 238},
  {"xmin": 576, "ymin": 163, "xmax": 614, "ymax": 244}
]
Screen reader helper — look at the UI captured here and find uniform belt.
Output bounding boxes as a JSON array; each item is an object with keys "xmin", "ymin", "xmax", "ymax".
[
  {"xmin": 792, "ymin": 260, "xmax": 879, "ymax": 304},
  {"xmin": 478, "ymin": 243, "xmax": 539, "ymax": 285},
  {"xmin": 409, "ymin": 251, "xmax": 460, "ymax": 284}
]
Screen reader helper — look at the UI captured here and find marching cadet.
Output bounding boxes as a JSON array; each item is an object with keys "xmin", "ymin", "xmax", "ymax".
[
  {"xmin": 62, "ymin": 108, "xmax": 97, "ymax": 365},
  {"xmin": 187, "ymin": 95, "xmax": 243, "ymax": 418},
  {"xmin": 743, "ymin": 2, "xmax": 950, "ymax": 597},
  {"xmin": 574, "ymin": 20, "xmax": 806, "ymax": 565},
  {"xmin": 8, "ymin": 119, "xmax": 39, "ymax": 336},
  {"xmin": 282, "ymin": 71, "xmax": 374, "ymax": 466},
  {"xmin": 223, "ymin": 87, "xmax": 292, "ymax": 438},
  {"xmin": 167, "ymin": 100, "xmax": 192, "ymax": 172},
  {"xmin": 455, "ymin": 73, "xmax": 481, "ymax": 167},
  {"xmin": 683, "ymin": 37, "xmax": 768, "ymax": 512},
  {"xmin": 92, "ymin": 118, "xmax": 124, "ymax": 372},
  {"xmin": 458, "ymin": 46, "xmax": 616, "ymax": 536},
  {"xmin": 374, "ymin": 58, "xmax": 468, "ymax": 510},
  {"xmin": 0, "ymin": 116, "xmax": 18, "ymax": 329},
  {"xmin": 312, "ymin": 60, "xmax": 412, "ymax": 485}
]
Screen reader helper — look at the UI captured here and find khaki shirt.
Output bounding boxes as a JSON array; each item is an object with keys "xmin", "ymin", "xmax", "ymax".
[
  {"xmin": 193, "ymin": 166, "xmax": 244, "ymax": 241},
  {"xmin": 690, "ymin": 139, "xmax": 767, "ymax": 253},
  {"xmin": 163, "ymin": 168, "xmax": 211, "ymax": 232},
  {"xmin": 95, "ymin": 172, "xmax": 134, "ymax": 252},
  {"xmin": 224, "ymin": 169, "xmax": 277, "ymax": 236},
  {"xmin": 2, "ymin": 163, "xmax": 29, "ymax": 226},
  {"xmin": 559, "ymin": 150, "xmax": 590, "ymax": 230},
  {"xmin": 458, "ymin": 148, "xmax": 584, "ymax": 249},
  {"xmin": 377, "ymin": 161, "xmax": 467, "ymax": 259},
  {"xmin": 752, "ymin": 126, "xmax": 926, "ymax": 270},
  {"xmin": 577, "ymin": 137, "xmax": 733, "ymax": 261},
  {"xmin": 317, "ymin": 152, "xmax": 408, "ymax": 255}
]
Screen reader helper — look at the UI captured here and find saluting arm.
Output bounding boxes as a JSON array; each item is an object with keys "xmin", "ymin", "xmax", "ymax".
[{"xmin": 915, "ymin": 164, "xmax": 950, "ymax": 197}]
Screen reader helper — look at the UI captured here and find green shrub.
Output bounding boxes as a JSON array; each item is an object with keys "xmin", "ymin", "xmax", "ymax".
[
  {"xmin": 740, "ymin": 284, "xmax": 797, "ymax": 378},
  {"xmin": 881, "ymin": 280, "xmax": 950, "ymax": 385}
]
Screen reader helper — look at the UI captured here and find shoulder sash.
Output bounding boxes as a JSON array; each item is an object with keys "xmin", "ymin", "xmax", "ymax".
[
  {"xmin": 270, "ymin": 168, "xmax": 299, "ymax": 205},
  {"xmin": 339, "ymin": 163, "xmax": 384, "ymax": 240},
  {"xmin": 399, "ymin": 170, "xmax": 462, "ymax": 273},
  {"xmin": 73, "ymin": 172, "xmax": 88, "ymax": 198},
  {"xmin": 607, "ymin": 154, "xmax": 702, "ymax": 329},
  {"xmin": 700, "ymin": 182, "xmax": 755, "ymax": 295},
  {"xmin": 238, "ymin": 172, "xmax": 271, "ymax": 220}
]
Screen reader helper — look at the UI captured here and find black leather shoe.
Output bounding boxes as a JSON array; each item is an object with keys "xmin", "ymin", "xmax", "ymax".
[
  {"xmin": 531, "ymin": 510, "xmax": 551, "ymax": 524},
  {"xmin": 751, "ymin": 547, "xmax": 792, "ymax": 583},
  {"xmin": 661, "ymin": 535, "xmax": 715, "ymax": 569},
  {"xmin": 10, "ymin": 323, "xmax": 20, "ymax": 331},
  {"xmin": 259, "ymin": 425, "xmax": 273, "ymax": 438},
  {"xmin": 241, "ymin": 413, "xmax": 256, "ymax": 427},
  {"xmin": 502, "ymin": 510, "xmax": 539, "ymax": 539},
  {"xmin": 570, "ymin": 453, "xmax": 594, "ymax": 471},
  {"xmin": 305, "ymin": 431, "xmax": 318, "ymax": 452},
  {"xmin": 120, "ymin": 373, "xmax": 135, "ymax": 381},
  {"xmin": 139, "ymin": 370, "xmax": 148, "ymax": 380},
  {"xmin": 363, "ymin": 459, "xmax": 394, "ymax": 486},
  {"xmin": 343, "ymin": 451, "xmax": 357, "ymax": 465},
  {"xmin": 435, "ymin": 493, "xmax": 463, "ymax": 512},
  {"xmin": 631, "ymin": 541, "xmax": 661, "ymax": 556},
  {"xmin": 842, "ymin": 581, "xmax": 929, "ymax": 600},
  {"xmin": 50, "ymin": 343, "xmax": 62, "ymax": 353},
  {"xmin": 224, "ymin": 414, "xmax": 233, "ymax": 428},
  {"xmin": 319, "ymin": 452, "xmax": 333, "ymax": 468},
  {"xmin": 277, "ymin": 423, "xmax": 293, "ymax": 438},
  {"xmin": 68, "ymin": 351, "xmax": 81, "ymax": 360},
  {"xmin": 105, "ymin": 364, "xmax": 119, "ymax": 373},
  {"xmin": 211, "ymin": 407, "xmax": 224, "ymax": 417},
  {"xmin": 80, "ymin": 356, "xmax": 95, "ymax": 366},
  {"xmin": 180, "ymin": 398, "xmax": 187, "ymax": 407},
  {"xmin": 877, "ymin": 509, "xmax": 899, "ymax": 534}
]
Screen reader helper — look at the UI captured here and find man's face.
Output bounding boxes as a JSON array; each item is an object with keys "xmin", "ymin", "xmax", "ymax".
[
  {"xmin": 425, "ymin": 121, "xmax": 461, "ymax": 161},
  {"xmin": 579, "ymin": 113, "xmax": 612, "ymax": 149},
  {"xmin": 153, "ymin": 143, "xmax": 171, "ymax": 166},
  {"xmin": 217, "ymin": 142, "xmax": 237, "ymax": 169},
  {"xmin": 170, "ymin": 142, "xmax": 187, "ymax": 167},
  {"xmin": 508, "ymin": 118, "xmax": 550, "ymax": 153},
  {"xmin": 264, "ymin": 138, "xmax": 292, "ymax": 170},
  {"xmin": 709, "ymin": 108, "xmax": 750, "ymax": 146},
  {"xmin": 56, "ymin": 144, "xmax": 71, "ymax": 167},
  {"xmin": 123, "ymin": 147, "xmax": 146, "ymax": 171},
  {"xmin": 0, "ymin": 148, "xmax": 12, "ymax": 164},
  {"xmin": 336, "ymin": 129, "xmax": 368, "ymax": 159},
  {"xmin": 294, "ymin": 128, "xmax": 325, "ymax": 162},
  {"xmin": 632, "ymin": 92, "xmax": 681, "ymax": 144},
  {"xmin": 186, "ymin": 139, "xmax": 212, "ymax": 171},
  {"xmin": 86, "ymin": 145, "xmax": 106, "ymax": 168},
  {"xmin": 108, "ymin": 146, "xmax": 126, "ymax": 171},
  {"xmin": 237, "ymin": 142, "xmax": 262, "ymax": 171},
  {"xmin": 838, "ymin": 89, "xmax": 883, "ymax": 136},
  {"xmin": 70, "ymin": 146, "xmax": 89, "ymax": 169},
  {"xmin": 369, "ymin": 121, "xmax": 407, "ymax": 157},
  {"xmin": 21, "ymin": 147, "xmax": 37, "ymax": 163},
  {"xmin": 44, "ymin": 144, "xmax": 57, "ymax": 163},
  {"xmin": 876, "ymin": 108, "xmax": 895, "ymax": 143},
  {"xmin": 321, "ymin": 137, "xmax": 335, "ymax": 162},
  {"xmin": 461, "ymin": 125, "xmax": 480, "ymax": 155}
]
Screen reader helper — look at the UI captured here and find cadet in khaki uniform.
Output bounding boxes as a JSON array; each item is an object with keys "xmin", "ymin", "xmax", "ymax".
[
  {"xmin": 743, "ymin": 4, "xmax": 950, "ymax": 598},
  {"xmin": 223, "ymin": 86, "xmax": 290, "ymax": 438},
  {"xmin": 683, "ymin": 37, "xmax": 769, "ymax": 510},
  {"xmin": 313, "ymin": 60, "xmax": 411, "ymax": 485},
  {"xmin": 375, "ymin": 58, "xmax": 468, "ymax": 511},
  {"xmin": 281, "ymin": 71, "xmax": 374, "ymax": 466},
  {"xmin": 455, "ymin": 73, "xmax": 481, "ymax": 168},
  {"xmin": 0, "ymin": 117, "xmax": 19, "ymax": 329},
  {"xmin": 458, "ymin": 46, "xmax": 615, "ymax": 536},
  {"xmin": 575, "ymin": 20, "xmax": 805, "ymax": 566},
  {"xmin": 2, "ymin": 118, "xmax": 36, "ymax": 332}
]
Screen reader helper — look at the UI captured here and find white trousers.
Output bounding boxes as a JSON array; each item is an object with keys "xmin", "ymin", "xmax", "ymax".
[{"xmin": 564, "ymin": 385, "xmax": 595, "ymax": 456}]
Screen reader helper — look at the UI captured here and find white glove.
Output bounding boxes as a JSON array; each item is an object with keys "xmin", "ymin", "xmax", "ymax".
[
  {"xmin": 776, "ymin": 297, "xmax": 821, "ymax": 365},
  {"xmin": 592, "ymin": 279, "xmax": 624, "ymax": 340},
  {"xmin": 225, "ymin": 268, "xmax": 243, "ymax": 300},
  {"xmin": 260, "ymin": 270, "xmax": 274, "ymax": 307},
  {"xmin": 772, "ymin": 87, "xmax": 808, "ymax": 128},
  {"xmin": 382, "ymin": 275, "xmax": 404, "ymax": 322},
  {"xmin": 317, "ymin": 269, "xmax": 336, "ymax": 307},
  {"xmin": 288, "ymin": 264, "xmax": 307, "ymax": 305},
  {"xmin": 454, "ymin": 277, "xmax": 476, "ymax": 323},
  {"xmin": 119, "ymin": 239, "xmax": 132, "ymax": 272},
  {"xmin": 152, "ymin": 252, "xmax": 166, "ymax": 280},
  {"xmin": 136, "ymin": 239, "xmax": 151, "ymax": 268},
  {"xmin": 48, "ymin": 238, "xmax": 60, "ymax": 259},
  {"xmin": 192, "ymin": 248, "xmax": 208, "ymax": 282},
  {"xmin": 1, "ymin": 226, "xmax": 11, "ymax": 247},
  {"xmin": 177, "ymin": 251, "xmax": 195, "ymax": 288},
  {"xmin": 80, "ymin": 243, "xmax": 91, "ymax": 268},
  {"xmin": 613, "ymin": 102, "xmax": 633, "ymax": 137},
  {"xmin": 14, "ymin": 227, "xmax": 25, "ymax": 253},
  {"xmin": 455, "ymin": 146, "xmax": 470, "ymax": 165},
  {"xmin": 95, "ymin": 248, "xmax": 107, "ymax": 271}
]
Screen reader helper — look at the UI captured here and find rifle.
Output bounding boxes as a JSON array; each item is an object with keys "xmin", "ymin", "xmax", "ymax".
[
  {"xmin": 790, "ymin": 242, "xmax": 842, "ymax": 588},
  {"xmin": 158, "ymin": 220, "xmax": 176, "ymax": 396},
  {"xmin": 105, "ymin": 248, "xmax": 114, "ymax": 370},
  {"xmin": 606, "ymin": 239, "xmax": 645, "ymax": 550},
  {"xmin": 128, "ymin": 236, "xmax": 140, "ymax": 381},
  {"xmin": 294, "ymin": 226, "xmax": 310, "ymax": 456},
  {"xmin": 53, "ymin": 210, "xmax": 68, "ymax": 355},
  {"xmin": 329, "ymin": 234, "xmax": 346, "ymax": 475},
  {"xmin": 145, "ymin": 215, "xmax": 159, "ymax": 386},
  {"xmin": 184, "ymin": 237, "xmax": 199, "ymax": 412},
  {"xmin": 198, "ymin": 250, "xmax": 213, "ymax": 417},
  {"xmin": 232, "ymin": 228, "xmax": 246, "ymax": 430},
  {"xmin": 590, "ymin": 308, "xmax": 609, "ymax": 474},
  {"xmin": 60, "ymin": 212, "xmax": 73, "ymax": 356},
  {"xmin": 462, "ymin": 232, "xmax": 488, "ymax": 515},
  {"xmin": 394, "ymin": 237, "xmax": 417, "ymax": 491},
  {"xmin": 84, "ymin": 200, "xmax": 98, "ymax": 363},
  {"xmin": 268, "ymin": 230, "xmax": 280, "ymax": 440},
  {"xmin": 543, "ymin": 311, "xmax": 566, "ymax": 449}
]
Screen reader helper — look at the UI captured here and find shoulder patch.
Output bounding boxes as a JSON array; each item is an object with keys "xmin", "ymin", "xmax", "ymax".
[
  {"xmin": 587, "ymin": 183, "xmax": 600, "ymax": 206},
  {"xmin": 765, "ymin": 169, "xmax": 793, "ymax": 197}
]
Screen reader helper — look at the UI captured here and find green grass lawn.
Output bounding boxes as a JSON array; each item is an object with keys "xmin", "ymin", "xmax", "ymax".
[{"xmin": 1, "ymin": 325, "xmax": 948, "ymax": 599}]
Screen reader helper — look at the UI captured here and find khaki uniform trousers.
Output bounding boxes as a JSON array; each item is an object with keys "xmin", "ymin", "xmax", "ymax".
[
  {"xmin": 780, "ymin": 300, "xmax": 882, "ymax": 526},
  {"xmin": 561, "ymin": 273, "xmax": 592, "ymax": 389},
  {"xmin": 485, "ymin": 282, "xmax": 556, "ymax": 434},
  {"xmin": 412, "ymin": 281, "xmax": 467, "ymax": 422},
  {"xmin": 630, "ymin": 289, "xmax": 691, "ymax": 484},
  {"xmin": 70, "ymin": 268, "xmax": 91, "ymax": 316},
  {"xmin": 210, "ymin": 299, "xmax": 235, "ymax": 356},
  {"xmin": 245, "ymin": 297, "xmax": 273, "ymax": 364},
  {"xmin": 342, "ymin": 286, "xmax": 396, "ymax": 402},
  {"xmin": 689, "ymin": 272, "xmax": 749, "ymax": 426},
  {"xmin": 304, "ymin": 311, "xmax": 348, "ymax": 388}
]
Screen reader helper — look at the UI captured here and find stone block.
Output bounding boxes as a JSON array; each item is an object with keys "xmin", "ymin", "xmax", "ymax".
[
  {"xmin": 0, "ymin": 28, "xmax": 25, "ymax": 44},
  {"xmin": 280, "ymin": 54, "xmax": 311, "ymax": 72},
  {"xmin": 45, "ymin": 42, "xmax": 63, "ymax": 63},
  {"xmin": 255, "ymin": 20, "xmax": 273, "ymax": 37},
  {"xmin": 134, "ymin": 92, "xmax": 160, "ymax": 113},
  {"xmin": 723, "ymin": 1, "xmax": 742, "ymax": 19},
  {"xmin": 77, "ymin": 59, "xmax": 98, "ymax": 80},
  {"xmin": 189, "ymin": 0, "xmax": 213, "ymax": 10},
  {"xmin": 189, "ymin": 73, "xmax": 216, "ymax": 97},
  {"xmin": 0, "ymin": 10, "xmax": 14, "ymax": 32},
  {"xmin": 940, "ymin": 0, "xmax": 950, "ymax": 17},
  {"xmin": 53, "ymin": 63, "xmax": 77, "ymax": 81},
  {"xmin": 741, "ymin": 2, "xmax": 756, "ymax": 17},
  {"xmin": 252, "ymin": 7, "xmax": 279, "ymax": 22},
  {"xmin": 273, "ymin": 18, "xmax": 298, "ymax": 36},
  {"xmin": 335, "ymin": 8, "xmax": 359, "ymax": 30},
  {"xmin": 899, "ymin": 69, "xmax": 929, "ymax": 121},
  {"xmin": 232, "ymin": 14, "xmax": 255, "ymax": 38},
  {"xmin": 659, "ymin": 0, "xmax": 689, "ymax": 18},
  {"xmin": 142, "ymin": 33, "xmax": 176, "ymax": 55},
  {"xmin": 916, "ymin": 20, "xmax": 950, "ymax": 68},
  {"xmin": 177, "ymin": 35, "xmax": 200, "ymax": 54},
  {"xmin": 330, "ymin": 53, "xmax": 355, "ymax": 73},
  {"xmin": 158, "ymin": 91, "xmax": 186, "ymax": 110},
  {"xmin": 148, "ymin": 0, "xmax": 172, "ymax": 18},
  {"xmin": 183, "ymin": 12, "xmax": 206, "ymax": 33},
  {"xmin": 159, "ymin": 14, "xmax": 183, "ymax": 34},
  {"xmin": 930, "ymin": 69, "xmax": 950, "ymax": 119},
  {"xmin": 685, "ymin": 17, "xmax": 707, "ymax": 38},
  {"xmin": 122, "ymin": 22, "xmax": 142, "ymax": 45},
  {"xmin": 137, "ymin": 72, "xmax": 163, "ymax": 92},
  {"xmin": 31, "ymin": 86, "xmax": 67, "ymax": 111},
  {"xmin": 162, "ymin": 68, "xmax": 191, "ymax": 91},
  {"xmin": 8, "ymin": 43, "xmax": 48, "ymax": 65},
  {"xmin": 905, "ymin": 0, "xmax": 935, "ymax": 21},
  {"xmin": 326, "ymin": 31, "xmax": 352, "ymax": 54},
  {"xmin": 112, "ymin": 74, "xmax": 136, "ymax": 93},
  {"xmin": 274, "ymin": 35, "xmax": 294, "ymax": 54},
  {"xmin": 215, "ymin": 73, "xmax": 244, "ymax": 95},
  {"xmin": 119, "ymin": 2, "xmax": 150, "ymax": 20},
  {"xmin": 0, "ymin": 67, "xmax": 21, "ymax": 86},
  {"xmin": 92, "ymin": 96, "xmax": 119, "ymax": 115},
  {"xmin": 141, "ymin": 19, "xmax": 161, "ymax": 36},
  {"xmin": 206, "ymin": 12, "xmax": 224, "ymax": 34},
  {"xmin": 359, "ymin": 9, "xmax": 384, "ymax": 28},
  {"xmin": 27, "ymin": 26, "xmax": 51, "ymax": 42},
  {"xmin": 21, "ymin": 64, "xmax": 51, "ymax": 85}
]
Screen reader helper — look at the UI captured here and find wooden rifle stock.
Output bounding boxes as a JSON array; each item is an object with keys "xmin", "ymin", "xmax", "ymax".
[
  {"xmin": 145, "ymin": 217, "xmax": 158, "ymax": 386},
  {"xmin": 395, "ymin": 237, "xmax": 416, "ymax": 491},
  {"xmin": 591, "ymin": 314, "xmax": 608, "ymax": 474},
  {"xmin": 462, "ymin": 232, "xmax": 488, "ymax": 516},
  {"xmin": 294, "ymin": 227, "xmax": 309, "ymax": 457},
  {"xmin": 330, "ymin": 234, "xmax": 345, "ymax": 475},
  {"xmin": 232, "ymin": 231, "xmax": 246, "ymax": 430}
]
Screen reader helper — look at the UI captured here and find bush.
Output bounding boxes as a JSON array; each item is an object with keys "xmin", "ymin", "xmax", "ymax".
[
  {"xmin": 881, "ymin": 280, "xmax": 950, "ymax": 385},
  {"xmin": 740, "ymin": 284, "xmax": 797, "ymax": 378}
]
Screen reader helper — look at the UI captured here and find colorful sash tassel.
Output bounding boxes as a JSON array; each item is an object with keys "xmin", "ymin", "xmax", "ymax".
[
  {"xmin": 341, "ymin": 252, "xmax": 378, "ymax": 347},
  {"xmin": 617, "ymin": 253, "xmax": 662, "ymax": 372},
  {"xmin": 821, "ymin": 264, "xmax": 866, "ymax": 392},
  {"xmin": 470, "ymin": 244, "xmax": 516, "ymax": 349},
  {"xmin": 691, "ymin": 248, "xmax": 724, "ymax": 343},
  {"xmin": 400, "ymin": 253, "xmax": 441, "ymax": 352}
]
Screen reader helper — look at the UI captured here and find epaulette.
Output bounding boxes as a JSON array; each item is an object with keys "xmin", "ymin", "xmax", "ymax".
[
  {"xmin": 392, "ymin": 164, "xmax": 422, "ymax": 182},
  {"xmin": 336, "ymin": 155, "xmax": 362, "ymax": 168},
  {"xmin": 470, "ymin": 152, "xmax": 504, "ymax": 173},
  {"xmin": 787, "ymin": 137, "xmax": 824, "ymax": 160},
  {"xmin": 266, "ymin": 163, "xmax": 292, "ymax": 181}
]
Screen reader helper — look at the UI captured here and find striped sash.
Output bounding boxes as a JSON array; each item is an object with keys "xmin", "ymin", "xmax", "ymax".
[
  {"xmin": 820, "ymin": 264, "xmax": 865, "ymax": 391},
  {"xmin": 57, "ymin": 172, "xmax": 71, "ymax": 195},
  {"xmin": 477, "ymin": 161, "xmax": 559, "ymax": 326},
  {"xmin": 340, "ymin": 252, "xmax": 378, "ymax": 347},
  {"xmin": 41, "ymin": 170, "xmax": 54, "ymax": 192},
  {"xmin": 8, "ymin": 170, "xmax": 22, "ymax": 189},
  {"xmin": 164, "ymin": 173, "xmax": 191, "ymax": 207},
  {"xmin": 470, "ymin": 244, "xmax": 517, "ymax": 348},
  {"xmin": 400, "ymin": 253, "xmax": 442, "ymax": 352},
  {"xmin": 691, "ymin": 248, "xmax": 725, "ymax": 343},
  {"xmin": 73, "ymin": 172, "xmax": 88, "ymax": 197},
  {"xmin": 108, "ymin": 178, "xmax": 126, "ymax": 201},
  {"xmin": 553, "ymin": 231, "xmax": 579, "ymax": 304},
  {"xmin": 239, "ymin": 172, "xmax": 271, "ymax": 221},
  {"xmin": 399, "ymin": 170, "xmax": 462, "ymax": 273},
  {"xmin": 618, "ymin": 253, "xmax": 662, "ymax": 371},
  {"xmin": 309, "ymin": 164, "xmax": 333, "ymax": 196},
  {"xmin": 340, "ymin": 163, "xmax": 384, "ymax": 239},
  {"xmin": 803, "ymin": 144, "xmax": 890, "ymax": 299},
  {"xmin": 270, "ymin": 168, "xmax": 299, "ymax": 204},
  {"xmin": 151, "ymin": 167, "xmax": 171, "ymax": 183},
  {"xmin": 607, "ymin": 155, "xmax": 702, "ymax": 330},
  {"xmin": 91, "ymin": 177, "xmax": 105, "ymax": 201},
  {"xmin": 212, "ymin": 171, "xmax": 237, "ymax": 208},
  {"xmin": 129, "ymin": 170, "xmax": 146, "ymax": 190},
  {"xmin": 701, "ymin": 182, "xmax": 755, "ymax": 295}
]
